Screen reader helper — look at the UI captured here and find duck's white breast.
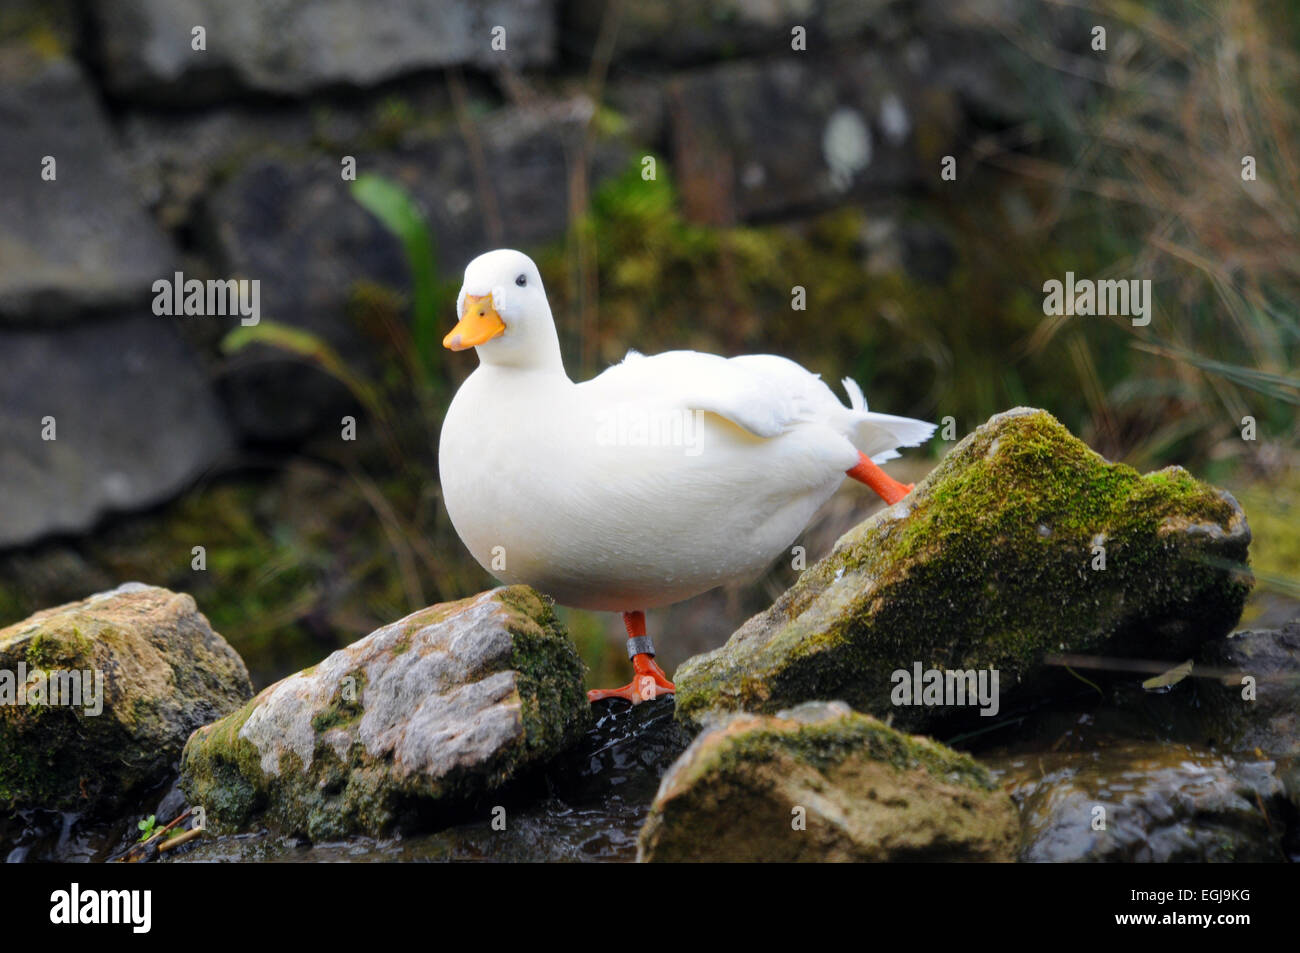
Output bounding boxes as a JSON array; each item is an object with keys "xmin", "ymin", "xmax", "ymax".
[{"xmin": 438, "ymin": 367, "xmax": 851, "ymax": 611}]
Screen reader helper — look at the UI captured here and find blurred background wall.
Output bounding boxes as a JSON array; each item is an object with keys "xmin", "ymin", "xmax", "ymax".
[{"xmin": 0, "ymin": 0, "xmax": 1296, "ymax": 688}]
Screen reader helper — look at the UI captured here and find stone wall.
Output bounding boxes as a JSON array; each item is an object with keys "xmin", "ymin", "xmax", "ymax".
[{"xmin": 0, "ymin": 0, "xmax": 1074, "ymax": 549}]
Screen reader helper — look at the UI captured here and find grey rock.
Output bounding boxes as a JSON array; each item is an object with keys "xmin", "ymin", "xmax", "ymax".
[
  {"xmin": 94, "ymin": 0, "xmax": 558, "ymax": 102},
  {"xmin": 1199, "ymin": 619, "xmax": 1300, "ymax": 760},
  {"xmin": 566, "ymin": 0, "xmax": 896, "ymax": 65},
  {"xmin": 120, "ymin": 108, "xmax": 319, "ymax": 233},
  {"xmin": 990, "ymin": 743, "xmax": 1288, "ymax": 862},
  {"xmin": 666, "ymin": 52, "xmax": 933, "ymax": 224},
  {"xmin": 180, "ymin": 586, "xmax": 591, "ymax": 839},
  {"xmin": 0, "ymin": 49, "xmax": 176, "ymax": 323},
  {"xmin": 117, "ymin": 80, "xmax": 459, "ymax": 232},
  {"xmin": 0, "ymin": 312, "xmax": 235, "ymax": 547}
]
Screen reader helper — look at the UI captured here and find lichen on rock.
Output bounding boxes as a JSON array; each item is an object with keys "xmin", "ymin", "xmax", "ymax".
[
  {"xmin": 637, "ymin": 700, "xmax": 1018, "ymax": 862},
  {"xmin": 0, "ymin": 583, "xmax": 252, "ymax": 813},
  {"xmin": 179, "ymin": 586, "xmax": 591, "ymax": 839},
  {"xmin": 674, "ymin": 408, "xmax": 1253, "ymax": 731}
]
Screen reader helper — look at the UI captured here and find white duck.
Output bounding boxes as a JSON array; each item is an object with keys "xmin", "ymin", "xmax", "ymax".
[{"xmin": 439, "ymin": 249, "xmax": 935, "ymax": 703}]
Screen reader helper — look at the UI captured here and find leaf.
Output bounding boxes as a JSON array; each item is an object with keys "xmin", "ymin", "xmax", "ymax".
[
  {"xmin": 221, "ymin": 320, "xmax": 408, "ymax": 464},
  {"xmin": 1142, "ymin": 658, "xmax": 1193, "ymax": 691},
  {"xmin": 349, "ymin": 174, "xmax": 440, "ymax": 383},
  {"xmin": 136, "ymin": 814, "xmax": 157, "ymax": 841},
  {"xmin": 221, "ymin": 320, "xmax": 385, "ymax": 421},
  {"xmin": 1134, "ymin": 340, "xmax": 1300, "ymax": 406}
]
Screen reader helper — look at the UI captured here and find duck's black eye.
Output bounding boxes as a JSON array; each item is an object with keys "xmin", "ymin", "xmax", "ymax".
[{"xmin": 515, "ymin": 274, "xmax": 527, "ymax": 287}]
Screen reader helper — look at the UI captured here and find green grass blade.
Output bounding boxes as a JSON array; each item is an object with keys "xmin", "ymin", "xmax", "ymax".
[
  {"xmin": 222, "ymin": 320, "xmax": 387, "ymax": 424},
  {"xmin": 349, "ymin": 174, "xmax": 439, "ymax": 383}
]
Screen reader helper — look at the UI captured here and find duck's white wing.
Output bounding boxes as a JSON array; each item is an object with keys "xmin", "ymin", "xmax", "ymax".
[
  {"xmin": 580, "ymin": 350, "xmax": 798, "ymax": 437},
  {"xmin": 580, "ymin": 350, "xmax": 934, "ymax": 462}
]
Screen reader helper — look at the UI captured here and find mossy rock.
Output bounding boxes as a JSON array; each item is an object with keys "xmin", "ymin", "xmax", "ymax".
[
  {"xmin": 180, "ymin": 586, "xmax": 591, "ymax": 840},
  {"xmin": 638, "ymin": 701, "xmax": 1018, "ymax": 862},
  {"xmin": 675, "ymin": 407, "xmax": 1252, "ymax": 730},
  {"xmin": 0, "ymin": 583, "xmax": 252, "ymax": 813}
]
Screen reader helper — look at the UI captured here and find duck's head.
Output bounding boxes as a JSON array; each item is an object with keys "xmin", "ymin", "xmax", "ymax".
[{"xmin": 445, "ymin": 249, "xmax": 561, "ymax": 370}]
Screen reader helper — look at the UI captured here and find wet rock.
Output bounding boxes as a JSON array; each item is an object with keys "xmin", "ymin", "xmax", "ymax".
[
  {"xmin": 0, "ymin": 584, "xmax": 252, "ymax": 814},
  {"xmin": 1196, "ymin": 620, "xmax": 1300, "ymax": 815},
  {"xmin": 638, "ymin": 701, "xmax": 1018, "ymax": 862},
  {"xmin": 0, "ymin": 48, "xmax": 175, "ymax": 323},
  {"xmin": 675, "ymin": 408, "xmax": 1252, "ymax": 731},
  {"xmin": 94, "ymin": 0, "xmax": 558, "ymax": 103},
  {"xmin": 555, "ymin": 696, "xmax": 693, "ymax": 801},
  {"xmin": 0, "ymin": 312, "xmax": 235, "ymax": 547},
  {"xmin": 1198, "ymin": 619, "xmax": 1300, "ymax": 759},
  {"xmin": 990, "ymin": 743, "xmax": 1289, "ymax": 862},
  {"xmin": 179, "ymin": 587, "xmax": 591, "ymax": 840}
]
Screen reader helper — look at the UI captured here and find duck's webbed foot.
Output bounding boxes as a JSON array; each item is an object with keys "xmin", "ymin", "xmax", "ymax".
[{"xmin": 586, "ymin": 611, "xmax": 676, "ymax": 704}]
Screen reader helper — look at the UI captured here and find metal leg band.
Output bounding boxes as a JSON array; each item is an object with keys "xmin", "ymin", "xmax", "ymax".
[{"xmin": 627, "ymin": 635, "xmax": 656, "ymax": 659}]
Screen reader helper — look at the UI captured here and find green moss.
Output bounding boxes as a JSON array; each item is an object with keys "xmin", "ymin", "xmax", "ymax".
[
  {"xmin": 179, "ymin": 696, "xmax": 266, "ymax": 828},
  {"xmin": 540, "ymin": 158, "xmax": 1139, "ymax": 445},
  {"xmin": 311, "ymin": 670, "xmax": 367, "ymax": 733},
  {"xmin": 0, "ymin": 6, "xmax": 70, "ymax": 59},
  {"xmin": 500, "ymin": 587, "xmax": 592, "ymax": 757},
  {"xmin": 698, "ymin": 715, "xmax": 996, "ymax": 793},
  {"xmin": 24, "ymin": 632, "xmax": 64, "ymax": 669}
]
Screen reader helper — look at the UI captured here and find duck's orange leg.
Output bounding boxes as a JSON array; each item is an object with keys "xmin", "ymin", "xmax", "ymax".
[
  {"xmin": 846, "ymin": 451, "xmax": 914, "ymax": 505},
  {"xmin": 587, "ymin": 610, "xmax": 675, "ymax": 704}
]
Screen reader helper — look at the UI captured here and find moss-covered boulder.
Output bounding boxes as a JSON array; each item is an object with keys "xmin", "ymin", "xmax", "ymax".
[
  {"xmin": 0, "ymin": 583, "xmax": 252, "ymax": 813},
  {"xmin": 637, "ymin": 701, "xmax": 1018, "ymax": 862},
  {"xmin": 675, "ymin": 408, "xmax": 1252, "ymax": 730},
  {"xmin": 180, "ymin": 586, "xmax": 591, "ymax": 839}
]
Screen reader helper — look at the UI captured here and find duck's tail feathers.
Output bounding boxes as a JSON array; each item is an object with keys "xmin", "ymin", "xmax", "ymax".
[
  {"xmin": 840, "ymin": 378, "xmax": 936, "ymax": 463},
  {"xmin": 841, "ymin": 377, "xmax": 867, "ymax": 411}
]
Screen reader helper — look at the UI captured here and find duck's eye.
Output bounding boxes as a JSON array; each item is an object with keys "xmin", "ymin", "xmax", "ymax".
[{"xmin": 515, "ymin": 274, "xmax": 527, "ymax": 287}]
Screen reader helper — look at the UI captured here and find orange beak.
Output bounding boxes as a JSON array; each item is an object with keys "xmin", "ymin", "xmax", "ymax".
[{"xmin": 444, "ymin": 294, "xmax": 505, "ymax": 351}]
